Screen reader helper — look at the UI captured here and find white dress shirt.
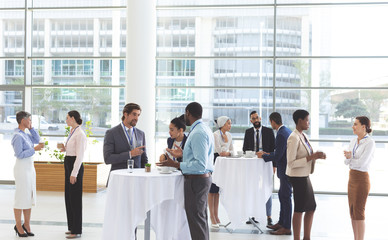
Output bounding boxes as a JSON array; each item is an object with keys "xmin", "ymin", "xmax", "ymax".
[
  {"xmin": 213, "ymin": 130, "xmax": 234, "ymax": 155},
  {"xmin": 65, "ymin": 127, "xmax": 88, "ymax": 177},
  {"xmin": 344, "ymin": 134, "xmax": 375, "ymax": 172}
]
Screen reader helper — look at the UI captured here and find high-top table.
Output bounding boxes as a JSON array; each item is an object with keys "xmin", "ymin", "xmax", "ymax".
[
  {"xmin": 102, "ymin": 169, "xmax": 191, "ymax": 240},
  {"xmin": 212, "ymin": 156, "xmax": 273, "ymax": 231}
]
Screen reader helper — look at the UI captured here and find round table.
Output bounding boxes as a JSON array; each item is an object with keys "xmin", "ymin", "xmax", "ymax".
[{"xmin": 102, "ymin": 169, "xmax": 191, "ymax": 240}]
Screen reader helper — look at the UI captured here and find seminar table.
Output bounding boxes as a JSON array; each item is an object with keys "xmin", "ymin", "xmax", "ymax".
[
  {"xmin": 212, "ymin": 156, "xmax": 273, "ymax": 231},
  {"xmin": 102, "ymin": 169, "xmax": 191, "ymax": 240}
]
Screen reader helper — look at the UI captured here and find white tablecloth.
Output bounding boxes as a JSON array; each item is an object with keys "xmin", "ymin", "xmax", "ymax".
[
  {"xmin": 102, "ymin": 169, "xmax": 191, "ymax": 240},
  {"xmin": 212, "ymin": 157, "xmax": 273, "ymax": 229}
]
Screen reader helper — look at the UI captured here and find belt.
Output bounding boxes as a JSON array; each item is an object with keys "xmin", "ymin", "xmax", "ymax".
[{"xmin": 184, "ymin": 173, "xmax": 211, "ymax": 179}]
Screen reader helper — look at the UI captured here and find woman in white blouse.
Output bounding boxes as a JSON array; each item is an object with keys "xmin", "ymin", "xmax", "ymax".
[
  {"xmin": 60, "ymin": 110, "xmax": 87, "ymax": 239},
  {"xmin": 344, "ymin": 116, "xmax": 375, "ymax": 240},
  {"xmin": 208, "ymin": 116, "xmax": 233, "ymax": 228}
]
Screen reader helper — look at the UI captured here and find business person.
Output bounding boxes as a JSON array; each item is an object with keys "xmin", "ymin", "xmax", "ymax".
[
  {"xmin": 243, "ymin": 110, "xmax": 275, "ymax": 226},
  {"xmin": 259, "ymin": 112, "xmax": 292, "ymax": 235},
  {"xmin": 344, "ymin": 116, "xmax": 374, "ymax": 240},
  {"xmin": 60, "ymin": 111, "xmax": 87, "ymax": 239},
  {"xmin": 159, "ymin": 116, "xmax": 187, "ymax": 163},
  {"xmin": 286, "ymin": 109, "xmax": 326, "ymax": 240},
  {"xmin": 103, "ymin": 103, "xmax": 148, "ymax": 173},
  {"xmin": 158, "ymin": 102, "xmax": 214, "ymax": 240},
  {"xmin": 11, "ymin": 111, "xmax": 43, "ymax": 237},
  {"xmin": 209, "ymin": 116, "xmax": 233, "ymax": 228}
]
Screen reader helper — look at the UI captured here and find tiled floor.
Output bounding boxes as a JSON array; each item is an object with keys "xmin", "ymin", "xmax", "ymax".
[{"xmin": 0, "ymin": 185, "xmax": 386, "ymax": 239}]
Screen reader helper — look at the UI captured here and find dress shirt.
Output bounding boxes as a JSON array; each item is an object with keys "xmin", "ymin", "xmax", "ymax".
[
  {"xmin": 344, "ymin": 134, "xmax": 375, "ymax": 172},
  {"xmin": 180, "ymin": 119, "xmax": 214, "ymax": 175},
  {"xmin": 254, "ymin": 126, "xmax": 262, "ymax": 152},
  {"xmin": 213, "ymin": 130, "xmax": 233, "ymax": 154},
  {"xmin": 65, "ymin": 127, "xmax": 88, "ymax": 177},
  {"xmin": 11, "ymin": 128, "xmax": 40, "ymax": 159}
]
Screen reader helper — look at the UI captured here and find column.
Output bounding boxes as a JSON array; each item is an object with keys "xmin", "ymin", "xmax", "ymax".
[{"xmin": 126, "ymin": 0, "xmax": 156, "ymax": 162}]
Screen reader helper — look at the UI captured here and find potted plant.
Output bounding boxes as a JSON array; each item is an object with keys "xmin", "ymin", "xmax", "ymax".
[{"xmin": 145, "ymin": 163, "xmax": 151, "ymax": 172}]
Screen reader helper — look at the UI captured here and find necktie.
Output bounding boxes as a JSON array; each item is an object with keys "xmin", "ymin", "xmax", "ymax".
[{"xmin": 256, "ymin": 129, "xmax": 260, "ymax": 152}]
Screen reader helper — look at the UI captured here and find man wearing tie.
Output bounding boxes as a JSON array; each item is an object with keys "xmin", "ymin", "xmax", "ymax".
[
  {"xmin": 258, "ymin": 112, "xmax": 292, "ymax": 235},
  {"xmin": 243, "ymin": 110, "xmax": 275, "ymax": 226},
  {"xmin": 103, "ymin": 103, "xmax": 148, "ymax": 173}
]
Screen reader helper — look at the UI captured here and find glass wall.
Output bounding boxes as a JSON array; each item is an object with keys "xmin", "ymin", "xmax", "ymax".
[
  {"xmin": 155, "ymin": 1, "xmax": 388, "ymax": 194},
  {"xmin": 0, "ymin": 1, "xmax": 126, "ymax": 181}
]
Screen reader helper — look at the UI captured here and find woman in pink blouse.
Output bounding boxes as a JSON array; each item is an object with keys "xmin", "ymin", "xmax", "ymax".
[{"xmin": 60, "ymin": 110, "xmax": 87, "ymax": 239}]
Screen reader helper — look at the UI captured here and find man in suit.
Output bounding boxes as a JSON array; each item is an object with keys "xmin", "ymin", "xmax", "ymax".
[
  {"xmin": 258, "ymin": 112, "xmax": 292, "ymax": 235},
  {"xmin": 103, "ymin": 103, "xmax": 148, "ymax": 173},
  {"xmin": 243, "ymin": 110, "xmax": 275, "ymax": 226}
]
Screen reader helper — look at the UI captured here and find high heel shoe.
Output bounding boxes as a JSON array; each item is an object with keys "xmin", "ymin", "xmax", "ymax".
[
  {"xmin": 22, "ymin": 224, "xmax": 35, "ymax": 236},
  {"xmin": 14, "ymin": 225, "xmax": 28, "ymax": 237}
]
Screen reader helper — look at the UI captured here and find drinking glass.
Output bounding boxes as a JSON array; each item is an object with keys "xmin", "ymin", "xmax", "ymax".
[{"xmin": 127, "ymin": 159, "xmax": 134, "ymax": 173}]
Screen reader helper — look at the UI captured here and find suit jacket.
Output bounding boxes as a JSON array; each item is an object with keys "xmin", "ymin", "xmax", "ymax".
[
  {"xmin": 103, "ymin": 124, "xmax": 148, "ymax": 172},
  {"xmin": 167, "ymin": 134, "xmax": 187, "ymax": 162},
  {"xmin": 286, "ymin": 129, "xmax": 315, "ymax": 177},
  {"xmin": 243, "ymin": 126, "xmax": 275, "ymax": 158},
  {"xmin": 263, "ymin": 126, "xmax": 292, "ymax": 178}
]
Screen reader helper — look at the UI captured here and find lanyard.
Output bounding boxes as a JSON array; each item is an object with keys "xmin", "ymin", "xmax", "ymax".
[
  {"xmin": 220, "ymin": 130, "xmax": 226, "ymax": 142},
  {"xmin": 66, "ymin": 126, "xmax": 79, "ymax": 146},
  {"xmin": 122, "ymin": 122, "xmax": 135, "ymax": 146},
  {"xmin": 187, "ymin": 121, "xmax": 201, "ymax": 137},
  {"xmin": 303, "ymin": 135, "xmax": 313, "ymax": 154},
  {"xmin": 353, "ymin": 135, "xmax": 368, "ymax": 158}
]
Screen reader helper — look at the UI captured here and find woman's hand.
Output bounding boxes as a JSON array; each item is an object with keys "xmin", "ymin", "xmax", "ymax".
[
  {"xmin": 70, "ymin": 176, "xmax": 77, "ymax": 184},
  {"xmin": 307, "ymin": 151, "xmax": 326, "ymax": 161},
  {"xmin": 219, "ymin": 152, "xmax": 230, "ymax": 157},
  {"xmin": 159, "ymin": 154, "xmax": 167, "ymax": 162},
  {"xmin": 166, "ymin": 144, "xmax": 183, "ymax": 158},
  {"xmin": 34, "ymin": 143, "xmax": 44, "ymax": 151},
  {"xmin": 344, "ymin": 151, "xmax": 351, "ymax": 159}
]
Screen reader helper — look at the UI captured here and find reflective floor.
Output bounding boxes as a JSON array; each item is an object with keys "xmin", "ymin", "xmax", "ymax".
[{"xmin": 0, "ymin": 185, "xmax": 386, "ymax": 240}]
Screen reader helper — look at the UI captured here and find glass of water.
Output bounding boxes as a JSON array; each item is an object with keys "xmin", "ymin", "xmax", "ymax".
[{"xmin": 127, "ymin": 159, "xmax": 134, "ymax": 173}]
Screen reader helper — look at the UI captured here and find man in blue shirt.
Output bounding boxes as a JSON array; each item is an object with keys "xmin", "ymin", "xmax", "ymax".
[
  {"xmin": 258, "ymin": 112, "xmax": 292, "ymax": 235},
  {"xmin": 158, "ymin": 102, "xmax": 214, "ymax": 240}
]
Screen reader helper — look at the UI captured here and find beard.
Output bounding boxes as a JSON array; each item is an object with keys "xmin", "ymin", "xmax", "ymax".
[
  {"xmin": 129, "ymin": 119, "xmax": 137, "ymax": 127},
  {"xmin": 253, "ymin": 121, "xmax": 261, "ymax": 129}
]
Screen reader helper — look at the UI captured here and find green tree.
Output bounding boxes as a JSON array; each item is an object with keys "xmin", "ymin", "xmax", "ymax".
[{"xmin": 335, "ymin": 98, "xmax": 369, "ymax": 121}]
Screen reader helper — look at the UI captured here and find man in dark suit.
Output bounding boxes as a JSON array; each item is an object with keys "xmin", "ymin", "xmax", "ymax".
[
  {"xmin": 243, "ymin": 110, "xmax": 275, "ymax": 226},
  {"xmin": 103, "ymin": 103, "xmax": 148, "ymax": 173},
  {"xmin": 259, "ymin": 112, "xmax": 292, "ymax": 235}
]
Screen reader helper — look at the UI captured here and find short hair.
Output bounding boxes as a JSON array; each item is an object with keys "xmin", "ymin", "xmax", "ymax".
[
  {"xmin": 292, "ymin": 109, "xmax": 309, "ymax": 125},
  {"xmin": 269, "ymin": 112, "xmax": 282, "ymax": 125},
  {"xmin": 16, "ymin": 111, "xmax": 31, "ymax": 124},
  {"xmin": 356, "ymin": 116, "xmax": 372, "ymax": 133},
  {"xmin": 250, "ymin": 111, "xmax": 257, "ymax": 118},
  {"xmin": 122, "ymin": 103, "xmax": 141, "ymax": 121},
  {"xmin": 68, "ymin": 110, "xmax": 83, "ymax": 125},
  {"xmin": 185, "ymin": 102, "xmax": 202, "ymax": 119},
  {"xmin": 171, "ymin": 116, "xmax": 186, "ymax": 131}
]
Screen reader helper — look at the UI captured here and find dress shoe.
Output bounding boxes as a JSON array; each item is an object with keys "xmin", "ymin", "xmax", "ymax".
[
  {"xmin": 22, "ymin": 224, "xmax": 34, "ymax": 236},
  {"xmin": 246, "ymin": 217, "xmax": 259, "ymax": 224},
  {"xmin": 66, "ymin": 234, "xmax": 82, "ymax": 239},
  {"xmin": 211, "ymin": 223, "xmax": 219, "ymax": 228},
  {"xmin": 267, "ymin": 223, "xmax": 282, "ymax": 230},
  {"xmin": 270, "ymin": 227, "xmax": 292, "ymax": 235},
  {"xmin": 14, "ymin": 225, "xmax": 28, "ymax": 237},
  {"xmin": 267, "ymin": 217, "xmax": 273, "ymax": 227}
]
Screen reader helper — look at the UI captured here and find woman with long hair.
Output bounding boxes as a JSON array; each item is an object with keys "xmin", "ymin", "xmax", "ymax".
[
  {"xmin": 60, "ymin": 110, "xmax": 87, "ymax": 239},
  {"xmin": 344, "ymin": 116, "xmax": 374, "ymax": 240}
]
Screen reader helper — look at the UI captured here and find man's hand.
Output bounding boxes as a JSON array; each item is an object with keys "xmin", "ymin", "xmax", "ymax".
[
  {"xmin": 156, "ymin": 154, "xmax": 180, "ymax": 169},
  {"xmin": 130, "ymin": 146, "xmax": 145, "ymax": 157},
  {"xmin": 159, "ymin": 154, "xmax": 167, "ymax": 162},
  {"xmin": 344, "ymin": 151, "xmax": 351, "ymax": 159},
  {"xmin": 166, "ymin": 144, "xmax": 183, "ymax": 158},
  {"xmin": 256, "ymin": 151, "xmax": 268, "ymax": 158},
  {"xmin": 219, "ymin": 152, "xmax": 231, "ymax": 157}
]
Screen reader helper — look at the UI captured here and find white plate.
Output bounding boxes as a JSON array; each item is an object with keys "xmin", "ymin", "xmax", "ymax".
[{"xmin": 160, "ymin": 171, "xmax": 172, "ymax": 174}]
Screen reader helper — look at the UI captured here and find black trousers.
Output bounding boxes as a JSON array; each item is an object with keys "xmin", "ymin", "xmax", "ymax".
[
  {"xmin": 184, "ymin": 176, "xmax": 212, "ymax": 240},
  {"xmin": 64, "ymin": 156, "xmax": 84, "ymax": 234}
]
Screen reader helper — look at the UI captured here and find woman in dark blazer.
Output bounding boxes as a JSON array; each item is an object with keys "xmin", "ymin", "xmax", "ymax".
[
  {"xmin": 160, "ymin": 116, "xmax": 187, "ymax": 162},
  {"xmin": 286, "ymin": 110, "xmax": 326, "ymax": 240}
]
